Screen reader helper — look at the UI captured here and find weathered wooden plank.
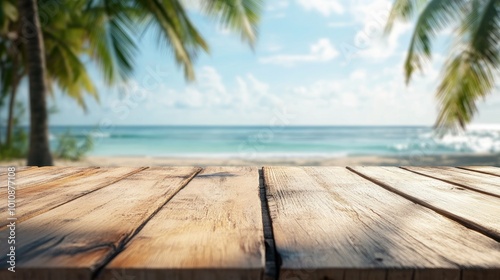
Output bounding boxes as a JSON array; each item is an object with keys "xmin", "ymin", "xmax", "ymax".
[
  {"xmin": 0, "ymin": 167, "xmax": 146, "ymax": 228},
  {"xmin": 100, "ymin": 167, "xmax": 265, "ymax": 280},
  {"xmin": 443, "ymin": 166, "xmax": 500, "ymax": 178},
  {"xmin": 7, "ymin": 166, "xmax": 93, "ymax": 188},
  {"xmin": 264, "ymin": 167, "xmax": 500, "ymax": 280},
  {"xmin": 349, "ymin": 166, "xmax": 500, "ymax": 242},
  {"xmin": 402, "ymin": 166, "xmax": 500, "ymax": 198},
  {"xmin": 0, "ymin": 166, "xmax": 33, "ymax": 172},
  {"xmin": 459, "ymin": 166, "xmax": 500, "ymax": 177},
  {"xmin": 0, "ymin": 167, "xmax": 201, "ymax": 280}
]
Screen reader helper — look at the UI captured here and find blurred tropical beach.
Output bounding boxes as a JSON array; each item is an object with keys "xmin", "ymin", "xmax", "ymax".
[{"xmin": 4, "ymin": 125, "xmax": 500, "ymax": 166}]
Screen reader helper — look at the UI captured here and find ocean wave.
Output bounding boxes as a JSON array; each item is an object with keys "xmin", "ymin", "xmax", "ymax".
[
  {"xmin": 394, "ymin": 128, "xmax": 500, "ymax": 154},
  {"xmin": 90, "ymin": 132, "xmax": 111, "ymax": 138}
]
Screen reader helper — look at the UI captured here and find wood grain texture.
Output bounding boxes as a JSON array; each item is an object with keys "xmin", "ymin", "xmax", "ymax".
[
  {"xmin": 402, "ymin": 166, "xmax": 500, "ymax": 198},
  {"xmin": 0, "ymin": 167, "xmax": 201, "ymax": 280},
  {"xmin": 264, "ymin": 167, "xmax": 500, "ymax": 280},
  {"xmin": 0, "ymin": 166, "xmax": 33, "ymax": 173},
  {"xmin": 10, "ymin": 166, "xmax": 92, "ymax": 188},
  {"xmin": 100, "ymin": 167, "xmax": 265, "ymax": 280},
  {"xmin": 459, "ymin": 166, "xmax": 500, "ymax": 177},
  {"xmin": 0, "ymin": 167, "xmax": 146, "ymax": 228},
  {"xmin": 349, "ymin": 166, "xmax": 500, "ymax": 242}
]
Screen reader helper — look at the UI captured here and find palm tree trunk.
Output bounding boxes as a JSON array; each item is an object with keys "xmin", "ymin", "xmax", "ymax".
[
  {"xmin": 19, "ymin": 0, "xmax": 53, "ymax": 166},
  {"xmin": 6, "ymin": 58, "xmax": 19, "ymax": 148}
]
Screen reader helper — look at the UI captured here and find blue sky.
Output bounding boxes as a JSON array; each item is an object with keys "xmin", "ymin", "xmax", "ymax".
[{"xmin": 30, "ymin": 0, "xmax": 500, "ymax": 126}]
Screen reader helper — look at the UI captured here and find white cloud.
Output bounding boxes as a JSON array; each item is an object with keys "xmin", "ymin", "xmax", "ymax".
[
  {"xmin": 356, "ymin": 22, "xmax": 412, "ymax": 60},
  {"xmin": 296, "ymin": 0, "xmax": 344, "ymax": 16},
  {"xmin": 349, "ymin": 69, "xmax": 367, "ymax": 80},
  {"xmin": 267, "ymin": 0, "xmax": 289, "ymax": 11},
  {"xmin": 259, "ymin": 38, "xmax": 339, "ymax": 66},
  {"xmin": 158, "ymin": 67, "xmax": 272, "ymax": 112},
  {"xmin": 328, "ymin": 21, "xmax": 354, "ymax": 28},
  {"xmin": 265, "ymin": 43, "xmax": 284, "ymax": 53},
  {"xmin": 266, "ymin": 0, "xmax": 289, "ymax": 18},
  {"xmin": 197, "ymin": 66, "xmax": 227, "ymax": 95},
  {"xmin": 329, "ymin": 0, "xmax": 413, "ymax": 61},
  {"xmin": 215, "ymin": 26, "xmax": 232, "ymax": 36},
  {"xmin": 349, "ymin": 0, "xmax": 392, "ymax": 23}
]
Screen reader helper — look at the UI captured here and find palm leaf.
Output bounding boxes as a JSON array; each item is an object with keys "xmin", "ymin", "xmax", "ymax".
[
  {"xmin": 83, "ymin": 0, "xmax": 138, "ymax": 83},
  {"xmin": 435, "ymin": 0, "xmax": 499, "ymax": 129},
  {"xmin": 403, "ymin": 0, "xmax": 469, "ymax": 84},
  {"xmin": 385, "ymin": 0, "xmax": 428, "ymax": 28},
  {"xmin": 202, "ymin": 0, "xmax": 263, "ymax": 47},
  {"xmin": 137, "ymin": 0, "xmax": 209, "ymax": 80}
]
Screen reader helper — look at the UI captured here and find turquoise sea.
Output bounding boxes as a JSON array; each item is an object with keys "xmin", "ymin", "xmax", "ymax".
[{"xmin": 47, "ymin": 125, "xmax": 500, "ymax": 157}]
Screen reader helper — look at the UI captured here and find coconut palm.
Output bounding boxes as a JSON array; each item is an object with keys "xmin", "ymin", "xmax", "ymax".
[
  {"xmin": 18, "ymin": 0, "xmax": 53, "ymax": 165},
  {"xmin": 0, "ymin": 0, "xmax": 23, "ymax": 148},
  {"xmin": 1, "ymin": 0, "xmax": 100, "ymax": 151},
  {"xmin": 386, "ymin": 0, "xmax": 499, "ymax": 129},
  {"xmin": 12, "ymin": 0, "xmax": 263, "ymax": 166}
]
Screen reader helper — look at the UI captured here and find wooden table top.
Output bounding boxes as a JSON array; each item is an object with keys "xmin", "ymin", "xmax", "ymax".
[{"xmin": 0, "ymin": 166, "xmax": 499, "ymax": 280}]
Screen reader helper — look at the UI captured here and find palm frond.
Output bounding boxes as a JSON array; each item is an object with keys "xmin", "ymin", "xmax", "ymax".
[
  {"xmin": 403, "ymin": 0, "xmax": 468, "ymax": 84},
  {"xmin": 83, "ymin": 0, "xmax": 138, "ymax": 84},
  {"xmin": 435, "ymin": 52, "xmax": 495, "ymax": 129},
  {"xmin": 0, "ymin": 0, "xmax": 18, "ymax": 34},
  {"xmin": 44, "ymin": 29, "xmax": 98, "ymax": 111},
  {"xmin": 135, "ymin": 0, "xmax": 208, "ymax": 80},
  {"xmin": 462, "ymin": 0, "xmax": 500, "ymax": 66},
  {"xmin": 385, "ymin": 0, "xmax": 428, "ymax": 33},
  {"xmin": 107, "ymin": 11, "xmax": 138, "ymax": 80},
  {"xmin": 436, "ymin": 0, "xmax": 500, "ymax": 129},
  {"xmin": 202, "ymin": 0, "xmax": 263, "ymax": 47}
]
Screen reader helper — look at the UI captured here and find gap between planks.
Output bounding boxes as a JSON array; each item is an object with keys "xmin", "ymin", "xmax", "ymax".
[
  {"xmin": 0, "ymin": 167, "xmax": 149, "ymax": 230},
  {"xmin": 91, "ymin": 167, "xmax": 203, "ymax": 279},
  {"xmin": 98, "ymin": 167, "xmax": 265, "ymax": 280},
  {"xmin": 266, "ymin": 167, "xmax": 500, "ymax": 280},
  {"xmin": 458, "ymin": 166, "xmax": 500, "ymax": 177},
  {"xmin": 400, "ymin": 167, "xmax": 500, "ymax": 198},
  {"xmin": 347, "ymin": 167, "xmax": 500, "ymax": 243},
  {"xmin": 259, "ymin": 168, "xmax": 281, "ymax": 280},
  {"xmin": 0, "ymin": 167, "xmax": 203, "ymax": 280}
]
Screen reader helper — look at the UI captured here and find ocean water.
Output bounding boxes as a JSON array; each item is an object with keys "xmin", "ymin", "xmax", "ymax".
[{"xmin": 47, "ymin": 125, "xmax": 500, "ymax": 158}]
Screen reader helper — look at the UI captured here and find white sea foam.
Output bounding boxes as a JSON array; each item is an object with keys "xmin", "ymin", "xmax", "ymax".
[
  {"xmin": 414, "ymin": 126, "xmax": 500, "ymax": 153},
  {"xmin": 90, "ymin": 132, "xmax": 111, "ymax": 138}
]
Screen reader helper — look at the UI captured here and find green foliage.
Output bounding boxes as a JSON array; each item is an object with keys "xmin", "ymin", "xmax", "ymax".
[
  {"xmin": 54, "ymin": 131, "xmax": 94, "ymax": 161},
  {"xmin": 386, "ymin": 0, "xmax": 499, "ymax": 129},
  {"xmin": 0, "ymin": 128, "xmax": 28, "ymax": 159},
  {"xmin": 0, "ymin": 102, "xmax": 28, "ymax": 160}
]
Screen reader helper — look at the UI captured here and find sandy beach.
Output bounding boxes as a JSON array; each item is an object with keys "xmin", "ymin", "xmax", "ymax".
[{"xmin": 3, "ymin": 153, "xmax": 500, "ymax": 167}]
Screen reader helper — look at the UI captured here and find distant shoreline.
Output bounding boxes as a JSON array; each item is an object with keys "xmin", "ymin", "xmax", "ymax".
[{"xmin": 3, "ymin": 153, "xmax": 499, "ymax": 167}]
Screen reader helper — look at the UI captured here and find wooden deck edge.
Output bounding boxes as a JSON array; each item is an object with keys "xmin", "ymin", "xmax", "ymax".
[{"xmin": 346, "ymin": 167, "xmax": 500, "ymax": 243}]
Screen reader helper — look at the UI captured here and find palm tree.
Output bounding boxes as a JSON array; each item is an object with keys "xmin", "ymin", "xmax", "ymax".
[
  {"xmin": 12, "ymin": 0, "xmax": 263, "ymax": 166},
  {"xmin": 18, "ymin": 0, "xmax": 53, "ymax": 165},
  {"xmin": 0, "ymin": 0, "xmax": 23, "ymax": 148},
  {"xmin": 386, "ymin": 0, "xmax": 499, "ymax": 130},
  {"xmin": 1, "ymin": 0, "xmax": 128, "ymax": 150}
]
